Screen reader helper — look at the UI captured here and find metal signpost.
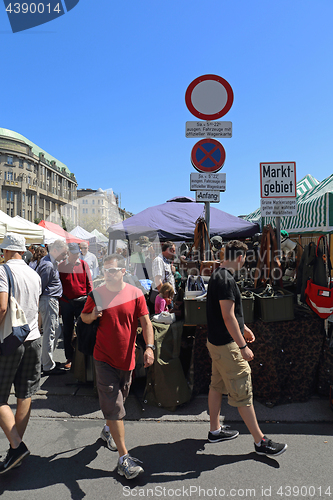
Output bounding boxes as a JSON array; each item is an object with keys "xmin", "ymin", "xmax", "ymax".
[
  {"xmin": 260, "ymin": 161, "xmax": 297, "ymax": 251},
  {"xmin": 185, "ymin": 74, "xmax": 233, "ymax": 254}
]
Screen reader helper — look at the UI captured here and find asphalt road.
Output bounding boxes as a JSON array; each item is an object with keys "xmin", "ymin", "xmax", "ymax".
[{"xmin": 0, "ymin": 419, "xmax": 332, "ymax": 500}]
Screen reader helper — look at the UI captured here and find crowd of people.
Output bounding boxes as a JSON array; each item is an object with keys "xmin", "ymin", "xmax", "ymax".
[{"xmin": 0, "ymin": 234, "xmax": 287, "ymax": 481}]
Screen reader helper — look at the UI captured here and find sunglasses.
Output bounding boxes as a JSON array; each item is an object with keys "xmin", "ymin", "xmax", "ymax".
[{"xmin": 103, "ymin": 267, "xmax": 123, "ymax": 274}]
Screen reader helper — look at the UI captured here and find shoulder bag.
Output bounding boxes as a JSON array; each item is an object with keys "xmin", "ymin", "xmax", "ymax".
[
  {"xmin": 76, "ymin": 290, "xmax": 102, "ymax": 356},
  {"xmin": 0, "ymin": 264, "xmax": 31, "ymax": 356},
  {"xmin": 304, "ymin": 235, "xmax": 333, "ymax": 319}
]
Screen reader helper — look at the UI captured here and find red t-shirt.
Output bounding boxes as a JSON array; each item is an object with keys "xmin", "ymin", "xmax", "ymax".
[
  {"xmin": 81, "ymin": 283, "xmax": 148, "ymax": 371},
  {"xmin": 58, "ymin": 258, "xmax": 93, "ymax": 301}
]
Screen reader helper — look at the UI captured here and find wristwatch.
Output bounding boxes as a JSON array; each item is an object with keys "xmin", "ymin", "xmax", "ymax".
[{"xmin": 145, "ymin": 344, "xmax": 156, "ymax": 351}]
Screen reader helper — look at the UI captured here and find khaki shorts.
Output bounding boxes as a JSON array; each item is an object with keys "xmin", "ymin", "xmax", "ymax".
[
  {"xmin": 94, "ymin": 359, "xmax": 132, "ymax": 420},
  {"xmin": 207, "ymin": 340, "xmax": 253, "ymax": 407}
]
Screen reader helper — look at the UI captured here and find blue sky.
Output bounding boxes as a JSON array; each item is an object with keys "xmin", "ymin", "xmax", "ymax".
[{"xmin": 1, "ymin": 0, "xmax": 332, "ymax": 217}]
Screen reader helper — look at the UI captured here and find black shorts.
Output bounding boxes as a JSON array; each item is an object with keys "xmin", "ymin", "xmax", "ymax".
[{"xmin": 0, "ymin": 338, "xmax": 42, "ymax": 404}]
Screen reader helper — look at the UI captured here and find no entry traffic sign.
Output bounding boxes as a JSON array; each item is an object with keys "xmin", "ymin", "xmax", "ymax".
[
  {"xmin": 191, "ymin": 138, "xmax": 226, "ymax": 173},
  {"xmin": 185, "ymin": 75, "xmax": 234, "ymax": 120}
]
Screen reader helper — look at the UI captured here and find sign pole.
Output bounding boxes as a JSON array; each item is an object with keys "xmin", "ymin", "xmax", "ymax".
[{"xmin": 205, "ymin": 201, "xmax": 210, "ymax": 260}]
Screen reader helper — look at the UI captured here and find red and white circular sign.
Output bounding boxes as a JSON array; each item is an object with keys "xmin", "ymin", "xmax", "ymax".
[{"xmin": 185, "ymin": 74, "xmax": 234, "ymax": 121}]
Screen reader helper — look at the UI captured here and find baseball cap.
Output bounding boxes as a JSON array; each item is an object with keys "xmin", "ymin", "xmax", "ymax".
[{"xmin": 68, "ymin": 242, "xmax": 80, "ymax": 254}]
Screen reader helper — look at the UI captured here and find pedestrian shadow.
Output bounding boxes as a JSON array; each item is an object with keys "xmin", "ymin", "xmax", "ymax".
[
  {"xmin": 0, "ymin": 438, "xmax": 281, "ymax": 497},
  {"xmin": 112, "ymin": 438, "xmax": 281, "ymax": 488},
  {"xmin": 0, "ymin": 440, "xmax": 108, "ymax": 500}
]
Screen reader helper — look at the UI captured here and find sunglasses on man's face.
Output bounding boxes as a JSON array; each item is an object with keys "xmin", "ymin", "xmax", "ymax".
[{"xmin": 103, "ymin": 267, "xmax": 123, "ymax": 274}]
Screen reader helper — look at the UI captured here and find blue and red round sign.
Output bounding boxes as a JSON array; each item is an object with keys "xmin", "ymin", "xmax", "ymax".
[{"xmin": 191, "ymin": 139, "xmax": 226, "ymax": 173}]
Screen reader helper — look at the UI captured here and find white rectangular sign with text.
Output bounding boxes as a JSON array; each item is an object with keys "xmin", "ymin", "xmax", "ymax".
[
  {"xmin": 186, "ymin": 121, "xmax": 232, "ymax": 138},
  {"xmin": 190, "ymin": 172, "xmax": 226, "ymax": 191},
  {"xmin": 260, "ymin": 162, "xmax": 296, "ymax": 198},
  {"xmin": 261, "ymin": 198, "xmax": 297, "ymax": 217}
]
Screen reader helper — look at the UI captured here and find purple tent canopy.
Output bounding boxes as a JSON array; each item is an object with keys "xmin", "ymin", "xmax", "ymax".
[{"xmin": 107, "ymin": 197, "xmax": 259, "ymax": 242}]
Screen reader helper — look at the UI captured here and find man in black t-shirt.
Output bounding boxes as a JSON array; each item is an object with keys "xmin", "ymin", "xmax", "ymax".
[{"xmin": 206, "ymin": 240, "xmax": 287, "ymax": 457}]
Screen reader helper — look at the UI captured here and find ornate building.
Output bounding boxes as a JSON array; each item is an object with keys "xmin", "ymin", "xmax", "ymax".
[{"xmin": 0, "ymin": 128, "xmax": 77, "ymax": 224}]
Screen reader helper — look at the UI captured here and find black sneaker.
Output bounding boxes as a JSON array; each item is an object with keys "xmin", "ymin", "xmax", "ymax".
[
  {"xmin": 208, "ymin": 425, "xmax": 239, "ymax": 442},
  {"xmin": 255, "ymin": 436, "xmax": 287, "ymax": 456},
  {"xmin": 0, "ymin": 442, "xmax": 30, "ymax": 474}
]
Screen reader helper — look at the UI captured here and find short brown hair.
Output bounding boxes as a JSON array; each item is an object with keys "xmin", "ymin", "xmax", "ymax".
[
  {"xmin": 224, "ymin": 240, "xmax": 248, "ymax": 261},
  {"xmin": 159, "ymin": 282, "xmax": 174, "ymax": 299},
  {"xmin": 162, "ymin": 241, "xmax": 175, "ymax": 252},
  {"xmin": 104, "ymin": 253, "xmax": 126, "ymax": 268}
]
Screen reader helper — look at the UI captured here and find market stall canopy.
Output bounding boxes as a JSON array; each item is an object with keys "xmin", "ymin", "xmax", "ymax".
[
  {"xmin": 107, "ymin": 197, "xmax": 260, "ymax": 242},
  {"xmin": 70, "ymin": 225, "xmax": 96, "ymax": 243},
  {"xmin": 244, "ymin": 175, "xmax": 320, "ymax": 229},
  {"xmin": 0, "ymin": 211, "xmax": 44, "ymax": 245},
  {"xmin": 244, "ymin": 174, "xmax": 333, "ymax": 234},
  {"xmin": 13, "ymin": 216, "xmax": 66, "ymax": 245},
  {"xmin": 90, "ymin": 229, "xmax": 109, "ymax": 243},
  {"xmin": 38, "ymin": 220, "xmax": 84, "ymax": 244}
]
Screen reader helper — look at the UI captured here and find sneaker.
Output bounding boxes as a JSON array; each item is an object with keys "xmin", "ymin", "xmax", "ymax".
[
  {"xmin": 117, "ymin": 454, "xmax": 144, "ymax": 480},
  {"xmin": 100, "ymin": 428, "xmax": 117, "ymax": 451},
  {"xmin": 255, "ymin": 436, "xmax": 287, "ymax": 456},
  {"xmin": 0, "ymin": 442, "xmax": 30, "ymax": 474},
  {"xmin": 208, "ymin": 425, "xmax": 239, "ymax": 443}
]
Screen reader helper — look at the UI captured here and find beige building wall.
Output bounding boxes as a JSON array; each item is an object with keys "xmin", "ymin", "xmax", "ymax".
[{"xmin": 0, "ymin": 128, "xmax": 77, "ymax": 224}]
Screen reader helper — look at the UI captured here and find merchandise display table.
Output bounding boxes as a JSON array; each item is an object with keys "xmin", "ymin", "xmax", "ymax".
[{"xmin": 191, "ymin": 307, "xmax": 325, "ymax": 405}]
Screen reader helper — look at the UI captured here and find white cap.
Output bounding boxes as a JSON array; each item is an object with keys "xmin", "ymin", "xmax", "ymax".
[{"xmin": 1, "ymin": 233, "xmax": 26, "ymax": 252}]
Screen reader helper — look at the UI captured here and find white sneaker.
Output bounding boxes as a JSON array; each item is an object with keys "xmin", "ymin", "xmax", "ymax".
[
  {"xmin": 100, "ymin": 428, "xmax": 117, "ymax": 451},
  {"xmin": 117, "ymin": 454, "xmax": 144, "ymax": 480}
]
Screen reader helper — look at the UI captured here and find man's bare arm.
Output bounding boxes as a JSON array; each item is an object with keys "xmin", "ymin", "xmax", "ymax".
[
  {"xmin": 0, "ymin": 292, "xmax": 8, "ymax": 325},
  {"xmin": 219, "ymin": 300, "xmax": 254, "ymax": 361},
  {"xmin": 139, "ymin": 314, "xmax": 155, "ymax": 367}
]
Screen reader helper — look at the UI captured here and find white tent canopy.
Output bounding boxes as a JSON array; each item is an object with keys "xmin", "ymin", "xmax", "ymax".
[
  {"xmin": 13, "ymin": 216, "xmax": 65, "ymax": 245},
  {"xmin": 0, "ymin": 211, "xmax": 44, "ymax": 245},
  {"xmin": 70, "ymin": 226, "xmax": 96, "ymax": 242},
  {"xmin": 90, "ymin": 229, "xmax": 108, "ymax": 243}
]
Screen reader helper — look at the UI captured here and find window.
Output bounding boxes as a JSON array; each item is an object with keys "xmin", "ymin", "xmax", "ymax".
[
  {"xmin": 92, "ymin": 200, "xmax": 95, "ymax": 205},
  {"xmin": 27, "ymin": 176, "xmax": 31, "ymax": 185},
  {"xmin": 98, "ymin": 200, "xmax": 100, "ymax": 205},
  {"xmin": 19, "ymin": 159, "xmax": 23, "ymax": 168},
  {"xmin": 22, "ymin": 193, "xmax": 25, "ymax": 203},
  {"xmin": 22, "ymin": 209, "xmax": 25, "ymax": 218},
  {"xmin": 92, "ymin": 208, "xmax": 95, "ymax": 214},
  {"xmin": 7, "ymin": 156, "xmax": 13, "ymax": 165},
  {"xmin": 27, "ymin": 163, "xmax": 32, "ymax": 171}
]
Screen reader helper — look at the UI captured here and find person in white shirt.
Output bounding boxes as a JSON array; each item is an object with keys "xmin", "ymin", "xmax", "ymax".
[
  {"xmin": 80, "ymin": 242, "xmax": 99, "ymax": 280},
  {"xmin": 0, "ymin": 233, "xmax": 42, "ymax": 474}
]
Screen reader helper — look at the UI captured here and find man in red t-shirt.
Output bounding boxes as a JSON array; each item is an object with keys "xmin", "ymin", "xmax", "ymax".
[
  {"xmin": 81, "ymin": 253, "xmax": 154, "ymax": 480},
  {"xmin": 59, "ymin": 242, "xmax": 93, "ymax": 370}
]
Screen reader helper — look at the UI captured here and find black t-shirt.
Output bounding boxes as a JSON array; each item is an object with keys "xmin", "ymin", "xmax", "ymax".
[{"xmin": 206, "ymin": 267, "xmax": 244, "ymax": 346}]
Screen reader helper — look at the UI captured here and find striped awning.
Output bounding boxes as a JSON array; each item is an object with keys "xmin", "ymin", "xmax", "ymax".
[{"xmin": 243, "ymin": 174, "xmax": 333, "ymax": 234}]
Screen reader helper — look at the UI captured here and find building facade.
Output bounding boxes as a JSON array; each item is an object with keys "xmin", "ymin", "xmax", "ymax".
[
  {"xmin": 77, "ymin": 188, "xmax": 132, "ymax": 233},
  {"xmin": 0, "ymin": 128, "xmax": 77, "ymax": 224}
]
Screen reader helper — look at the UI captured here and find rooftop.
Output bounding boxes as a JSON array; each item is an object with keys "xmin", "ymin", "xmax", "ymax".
[{"xmin": 0, "ymin": 127, "xmax": 71, "ymax": 175}]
